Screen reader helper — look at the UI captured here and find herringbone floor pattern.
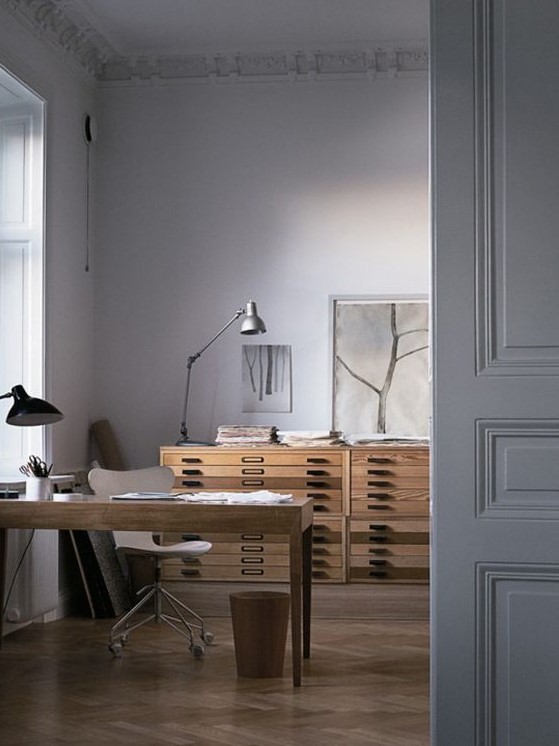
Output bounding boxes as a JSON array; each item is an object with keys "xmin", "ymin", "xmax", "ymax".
[{"xmin": 0, "ymin": 586, "xmax": 429, "ymax": 746}]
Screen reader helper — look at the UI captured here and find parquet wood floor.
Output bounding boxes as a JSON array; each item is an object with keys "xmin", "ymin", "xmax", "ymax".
[{"xmin": 0, "ymin": 585, "xmax": 429, "ymax": 746}]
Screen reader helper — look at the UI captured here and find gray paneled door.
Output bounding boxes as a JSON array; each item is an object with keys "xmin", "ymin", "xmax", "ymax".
[{"xmin": 431, "ymin": 1, "xmax": 559, "ymax": 744}]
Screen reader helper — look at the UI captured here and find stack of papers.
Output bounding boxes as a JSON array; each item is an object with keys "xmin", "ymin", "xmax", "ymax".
[
  {"xmin": 277, "ymin": 430, "xmax": 345, "ymax": 446},
  {"xmin": 110, "ymin": 492, "xmax": 186, "ymax": 501},
  {"xmin": 110, "ymin": 490, "xmax": 293, "ymax": 504},
  {"xmin": 183, "ymin": 491, "xmax": 293, "ymax": 504}
]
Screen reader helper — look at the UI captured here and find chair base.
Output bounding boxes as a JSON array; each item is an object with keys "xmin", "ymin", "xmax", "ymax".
[{"xmin": 108, "ymin": 575, "xmax": 213, "ymax": 658}]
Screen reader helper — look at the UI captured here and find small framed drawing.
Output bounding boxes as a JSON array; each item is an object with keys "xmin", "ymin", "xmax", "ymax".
[
  {"xmin": 242, "ymin": 344, "xmax": 292, "ymax": 413},
  {"xmin": 331, "ymin": 295, "xmax": 429, "ymax": 438}
]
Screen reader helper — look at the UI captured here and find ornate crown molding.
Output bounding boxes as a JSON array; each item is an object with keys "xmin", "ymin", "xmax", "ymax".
[
  {"xmin": 98, "ymin": 47, "xmax": 428, "ymax": 84},
  {"xmin": 0, "ymin": 0, "xmax": 428, "ymax": 84}
]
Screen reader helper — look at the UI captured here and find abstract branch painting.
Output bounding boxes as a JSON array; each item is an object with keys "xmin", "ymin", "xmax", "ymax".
[
  {"xmin": 242, "ymin": 344, "xmax": 292, "ymax": 413},
  {"xmin": 333, "ymin": 299, "xmax": 429, "ymax": 437}
]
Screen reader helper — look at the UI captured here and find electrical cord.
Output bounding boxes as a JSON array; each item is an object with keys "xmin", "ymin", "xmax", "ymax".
[{"xmin": 2, "ymin": 529, "xmax": 35, "ymax": 617}]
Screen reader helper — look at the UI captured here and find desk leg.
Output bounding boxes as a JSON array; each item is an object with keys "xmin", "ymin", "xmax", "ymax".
[
  {"xmin": 289, "ymin": 527, "xmax": 303, "ymax": 687},
  {"xmin": 302, "ymin": 523, "xmax": 312, "ymax": 659},
  {"xmin": 0, "ymin": 528, "xmax": 6, "ymax": 647}
]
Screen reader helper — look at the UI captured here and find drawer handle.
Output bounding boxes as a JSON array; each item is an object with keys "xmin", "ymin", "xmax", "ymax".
[
  {"xmin": 313, "ymin": 535, "xmax": 326, "ymax": 543},
  {"xmin": 313, "ymin": 547, "xmax": 327, "ymax": 556},
  {"xmin": 367, "ymin": 481, "xmax": 391, "ymax": 487},
  {"xmin": 367, "ymin": 469, "xmax": 390, "ymax": 475},
  {"xmin": 367, "ymin": 505, "xmax": 389, "ymax": 511},
  {"xmin": 367, "ymin": 457, "xmax": 392, "ymax": 463},
  {"xmin": 367, "ymin": 493, "xmax": 391, "ymax": 500},
  {"xmin": 370, "ymin": 524, "xmax": 388, "ymax": 530},
  {"xmin": 242, "ymin": 468, "xmax": 264, "ymax": 475},
  {"xmin": 368, "ymin": 559, "xmax": 387, "ymax": 566},
  {"xmin": 368, "ymin": 570, "xmax": 388, "ymax": 578},
  {"xmin": 181, "ymin": 457, "xmax": 202, "ymax": 463},
  {"xmin": 313, "ymin": 559, "xmax": 327, "ymax": 566},
  {"xmin": 241, "ymin": 557, "xmax": 263, "ymax": 565},
  {"xmin": 241, "ymin": 533, "xmax": 264, "ymax": 541},
  {"xmin": 307, "ymin": 481, "xmax": 327, "ymax": 488},
  {"xmin": 368, "ymin": 536, "xmax": 388, "ymax": 543},
  {"xmin": 182, "ymin": 480, "xmax": 203, "ymax": 488},
  {"xmin": 369, "ymin": 548, "xmax": 388, "ymax": 555},
  {"xmin": 181, "ymin": 557, "xmax": 201, "ymax": 564},
  {"xmin": 241, "ymin": 545, "xmax": 264, "ymax": 552},
  {"xmin": 242, "ymin": 479, "xmax": 264, "ymax": 487},
  {"xmin": 241, "ymin": 568, "xmax": 264, "ymax": 576},
  {"xmin": 241, "ymin": 456, "xmax": 264, "ymax": 463},
  {"xmin": 314, "ymin": 524, "xmax": 327, "ymax": 531},
  {"xmin": 307, "ymin": 457, "xmax": 327, "ymax": 464},
  {"xmin": 307, "ymin": 470, "xmax": 327, "ymax": 476},
  {"xmin": 308, "ymin": 492, "xmax": 327, "ymax": 499},
  {"xmin": 313, "ymin": 504, "xmax": 327, "ymax": 512},
  {"xmin": 180, "ymin": 569, "xmax": 201, "ymax": 576},
  {"xmin": 312, "ymin": 570, "xmax": 328, "ymax": 578},
  {"xmin": 182, "ymin": 469, "xmax": 202, "ymax": 475},
  {"xmin": 181, "ymin": 533, "xmax": 201, "ymax": 541}
]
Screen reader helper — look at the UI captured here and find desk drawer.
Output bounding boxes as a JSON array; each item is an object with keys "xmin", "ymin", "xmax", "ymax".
[
  {"xmin": 173, "ymin": 475, "xmax": 342, "ymax": 491},
  {"xmin": 349, "ymin": 566, "xmax": 429, "ymax": 583},
  {"xmin": 350, "ymin": 518, "xmax": 429, "ymax": 546}
]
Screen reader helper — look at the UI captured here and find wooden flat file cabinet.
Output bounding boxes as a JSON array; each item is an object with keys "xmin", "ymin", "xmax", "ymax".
[
  {"xmin": 160, "ymin": 446, "xmax": 347, "ymax": 583},
  {"xmin": 349, "ymin": 446, "xmax": 429, "ymax": 583},
  {"xmin": 159, "ymin": 444, "xmax": 429, "ymax": 584}
]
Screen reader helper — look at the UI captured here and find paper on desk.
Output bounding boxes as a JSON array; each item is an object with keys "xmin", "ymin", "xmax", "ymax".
[
  {"xmin": 183, "ymin": 490, "xmax": 293, "ymax": 504},
  {"xmin": 110, "ymin": 492, "xmax": 187, "ymax": 501}
]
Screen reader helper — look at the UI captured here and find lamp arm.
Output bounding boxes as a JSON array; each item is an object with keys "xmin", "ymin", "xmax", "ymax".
[
  {"xmin": 0, "ymin": 391, "xmax": 13, "ymax": 400},
  {"xmin": 178, "ymin": 308, "xmax": 245, "ymax": 440}
]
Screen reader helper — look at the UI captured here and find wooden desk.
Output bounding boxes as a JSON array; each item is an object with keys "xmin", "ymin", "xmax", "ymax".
[{"xmin": 0, "ymin": 495, "xmax": 314, "ymax": 686}]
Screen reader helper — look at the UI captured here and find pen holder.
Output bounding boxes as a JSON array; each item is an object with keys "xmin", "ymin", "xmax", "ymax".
[{"xmin": 26, "ymin": 477, "xmax": 52, "ymax": 501}]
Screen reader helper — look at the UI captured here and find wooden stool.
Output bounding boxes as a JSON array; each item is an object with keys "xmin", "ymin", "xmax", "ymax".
[{"xmin": 229, "ymin": 591, "xmax": 290, "ymax": 678}]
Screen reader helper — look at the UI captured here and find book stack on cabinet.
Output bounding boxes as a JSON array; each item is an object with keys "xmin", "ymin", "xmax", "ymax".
[
  {"xmin": 159, "ymin": 443, "xmax": 429, "ymax": 585},
  {"xmin": 159, "ymin": 446, "xmax": 347, "ymax": 583}
]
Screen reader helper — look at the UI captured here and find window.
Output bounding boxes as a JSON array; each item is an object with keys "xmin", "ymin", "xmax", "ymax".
[{"xmin": 0, "ymin": 66, "xmax": 45, "ymax": 476}]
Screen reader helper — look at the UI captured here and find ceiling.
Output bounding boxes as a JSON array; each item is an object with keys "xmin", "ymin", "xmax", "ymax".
[{"xmin": 65, "ymin": 0, "xmax": 429, "ymax": 56}]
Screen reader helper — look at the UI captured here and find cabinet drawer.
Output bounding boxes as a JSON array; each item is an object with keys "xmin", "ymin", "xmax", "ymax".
[
  {"xmin": 173, "ymin": 475, "xmax": 342, "ymax": 491},
  {"xmin": 163, "ymin": 531, "xmax": 288, "ymax": 545},
  {"xmin": 351, "ymin": 543, "xmax": 429, "ymax": 557},
  {"xmin": 350, "ymin": 554, "xmax": 429, "ymax": 569},
  {"xmin": 350, "ymin": 519, "xmax": 429, "ymax": 546},
  {"xmin": 163, "ymin": 565, "xmax": 290, "ymax": 581},
  {"xmin": 352, "ymin": 475, "xmax": 429, "ymax": 490},
  {"xmin": 162, "ymin": 448, "xmax": 345, "ymax": 467},
  {"xmin": 351, "ymin": 448, "xmax": 429, "ymax": 467},
  {"xmin": 351, "ymin": 492, "xmax": 429, "ymax": 516},
  {"xmin": 170, "ymin": 464, "xmax": 342, "ymax": 479},
  {"xmin": 349, "ymin": 566, "xmax": 429, "ymax": 583}
]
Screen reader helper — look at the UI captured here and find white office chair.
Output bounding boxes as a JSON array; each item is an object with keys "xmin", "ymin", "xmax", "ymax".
[{"xmin": 88, "ymin": 466, "xmax": 214, "ymax": 658}]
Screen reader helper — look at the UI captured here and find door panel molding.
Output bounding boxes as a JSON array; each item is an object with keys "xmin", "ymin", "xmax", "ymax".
[
  {"xmin": 477, "ymin": 419, "xmax": 559, "ymax": 518},
  {"xmin": 477, "ymin": 563, "xmax": 559, "ymax": 745},
  {"xmin": 475, "ymin": 0, "xmax": 559, "ymax": 375}
]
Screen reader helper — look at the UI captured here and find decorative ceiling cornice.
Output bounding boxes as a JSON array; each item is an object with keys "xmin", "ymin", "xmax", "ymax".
[{"xmin": 0, "ymin": 0, "xmax": 428, "ymax": 84}]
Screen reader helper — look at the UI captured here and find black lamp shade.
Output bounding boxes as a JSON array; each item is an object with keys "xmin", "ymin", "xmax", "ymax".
[{"xmin": 5, "ymin": 385, "xmax": 64, "ymax": 426}]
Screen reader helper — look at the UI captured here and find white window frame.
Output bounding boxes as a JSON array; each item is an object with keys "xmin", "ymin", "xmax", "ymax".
[{"xmin": 0, "ymin": 66, "xmax": 45, "ymax": 477}]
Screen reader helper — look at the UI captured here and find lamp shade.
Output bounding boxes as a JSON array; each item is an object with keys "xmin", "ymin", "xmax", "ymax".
[
  {"xmin": 4, "ymin": 385, "xmax": 64, "ymax": 426},
  {"xmin": 240, "ymin": 301, "xmax": 267, "ymax": 335}
]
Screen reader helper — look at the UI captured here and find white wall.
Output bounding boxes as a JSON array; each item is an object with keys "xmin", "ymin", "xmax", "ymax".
[
  {"xmin": 94, "ymin": 76, "xmax": 428, "ymax": 467},
  {"xmin": 0, "ymin": 5, "xmax": 96, "ymax": 473}
]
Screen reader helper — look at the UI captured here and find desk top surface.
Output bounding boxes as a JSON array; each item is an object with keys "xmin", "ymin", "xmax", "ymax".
[{"xmin": 0, "ymin": 494, "xmax": 314, "ymax": 533}]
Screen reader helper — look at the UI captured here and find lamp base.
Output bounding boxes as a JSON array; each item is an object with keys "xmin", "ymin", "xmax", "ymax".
[{"xmin": 175, "ymin": 437, "xmax": 216, "ymax": 447}]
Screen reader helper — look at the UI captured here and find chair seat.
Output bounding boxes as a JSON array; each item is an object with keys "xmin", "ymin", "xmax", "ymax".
[{"xmin": 114, "ymin": 530, "xmax": 211, "ymax": 558}]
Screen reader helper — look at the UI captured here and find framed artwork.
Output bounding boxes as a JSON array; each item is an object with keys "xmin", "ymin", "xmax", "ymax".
[
  {"xmin": 242, "ymin": 344, "xmax": 292, "ymax": 413},
  {"xmin": 331, "ymin": 296, "xmax": 429, "ymax": 438}
]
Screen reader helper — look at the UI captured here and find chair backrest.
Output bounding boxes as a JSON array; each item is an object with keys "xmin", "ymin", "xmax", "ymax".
[
  {"xmin": 88, "ymin": 466, "xmax": 175, "ymax": 498},
  {"xmin": 88, "ymin": 466, "xmax": 176, "ymax": 551}
]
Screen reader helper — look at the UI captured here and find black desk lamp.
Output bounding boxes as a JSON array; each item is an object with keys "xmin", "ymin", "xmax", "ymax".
[
  {"xmin": 177, "ymin": 300, "xmax": 266, "ymax": 446},
  {"xmin": 0, "ymin": 385, "xmax": 64, "ymax": 426}
]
